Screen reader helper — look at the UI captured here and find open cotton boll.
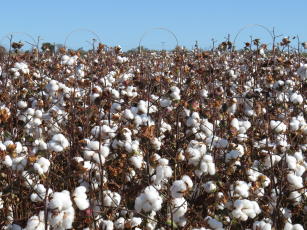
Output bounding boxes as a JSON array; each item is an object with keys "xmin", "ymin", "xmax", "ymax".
[
  {"xmin": 17, "ymin": 100, "xmax": 28, "ymax": 109},
  {"xmin": 48, "ymin": 133, "xmax": 69, "ymax": 152},
  {"xmin": 160, "ymin": 98, "xmax": 172, "ymax": 107},
  {"xmin": 128, "ymin": 217, "xmax": 142, "ymax": 228},
  {"xmin": 290, "ymin": 93, "xmax": 303, "ymax": 104},
  {"xmin": 12, "ymin": 156, "xmax": 27, "ymax": 171},
  {"xmin": 129, "ymin": 155, "xmax": 144, "ymax": 169},
  {"xmin": 287, "ymin": 173, "xmax": 303, "ymax": 189},
  {"xmin": 170, "ymin": 180, "xmax": 189, "ymax": 198},
  {"xmin": 205, "ymin": 216, "xmax": 223, "ymax": 230},
  {"xmin": 123, "ymin": 109, "xmax": 134, "ymax": 120},
  {"xmin": 73, "ymin": 186, "xmax": 89, "ymax": 210},
  {"xmin": 134, "ymin": 186, "xmax": 163, "ymax": 213},
  {"xmin": 286, "ymin": 155, "xmax": 297, "ymax": 170},
  {"xmin": 114, "ymin": 217, "xmax": 125, "ymax": 229},
  {"xmin": 48, "ymin": 190, "xmax": 75, "ymax": 229},
  {"xmin": 234, "ymin": 181, "xmax": 250, "ymax": 198},
  {"xmin": 171, "ymin": 197, "xmax": 187, "ymax": 227},
  {"xmin": 199, "ymin": 155, "xmax": 216, "ymax": 176},
  {"xmin": 117, "ymin": 56, "xmax": 128, "ymax": 63},
  {"xmin": 270, "ymin": 120, "xmax": 287, "ymax": 133},
  {"xmin": 3, "ymin": 155, "xmax": 13, "ymax": 167},
  {"xmin": 137, "ymin": 100, "xmax": 148, "ymax": 114},
  {"xmin": 30, "ymin": 184, "xmax": 52, "ymax": 202},
  {"xmin": 103, "ymin": 190, "xmax": 121, "ymax": 207},
  {"xmin": 297, "ymin": 63, "xmax": 307, "ymax": 81},
  {"xmin": 14, "ymin": 62, "xmax": 30, "ymax": 74},
  {"xmin": 252, "ymin": 220, "xmax": 271, "ymax": 230},
  {"xmin": 154, "ymin": 161, "xmax": 173, "ymax": 185},
  {"xmin": 232, "ymin": 199, "xmax": 261, "ymax": 221},
  {"xmin": 226, "ymin": 145, "xmax": 245, "ymax": 162},
  {"xmin": 284, "ymin": 222, "xmax": 304, "ymax": 230},
  {"xmin": 290, "ymin": 118, "xmax": 301, "ymax": 131},
  {"xmin": 33, "ymin": 157, "xmax": 50, "ymax": 175},
  {"xmin": 25, "ymin": 211, "xmax": 46, "ymax": 230},
  {"xmin": 231, "ymin": 118, "xmax": 240, "ymax": 131},
  {"xmin": 264, "ymin": 154, "xmax": 281, "ymax": 168},
  {"xmin": 203, "ymin": 181, "xmax": 217, "ymax": 193}
]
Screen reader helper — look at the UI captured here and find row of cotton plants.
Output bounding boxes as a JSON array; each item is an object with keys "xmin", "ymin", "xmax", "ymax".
[{"xmin": 0, "ymin": 43, "xmax": 306, "ymax": 230}]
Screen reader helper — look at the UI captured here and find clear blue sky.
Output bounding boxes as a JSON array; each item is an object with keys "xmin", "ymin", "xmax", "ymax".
[{"xmin": 0, "ymin": 0, "xmax": 306, "ymax": 50}]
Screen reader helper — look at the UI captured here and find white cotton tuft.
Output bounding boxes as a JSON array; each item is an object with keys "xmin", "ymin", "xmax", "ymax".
[
  {"xmin": 73, "ymin": 186, "xmax": 90, "ymax": 210},
  {"xmin": 135, "ymin": 186, "xmax": 163, "ymax": 213}
]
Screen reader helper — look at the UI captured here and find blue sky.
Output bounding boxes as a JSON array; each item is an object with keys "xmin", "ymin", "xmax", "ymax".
[{"xmin": 0, "ymin": 0, "xmax": 306, "ymax": 50}]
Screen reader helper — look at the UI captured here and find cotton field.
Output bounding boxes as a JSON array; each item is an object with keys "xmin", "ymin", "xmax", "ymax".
[{"xmin": 0, "ymin": 43, "xmax": 306, "ymax": 230}]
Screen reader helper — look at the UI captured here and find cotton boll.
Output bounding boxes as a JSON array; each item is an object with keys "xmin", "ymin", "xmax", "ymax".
[
  {"xmin": 270, "ymin": 120, "xmax": 287, "ymax": 133},
  {"xmin": 137, "ymin": 100, "xmax": 148, "ymax": 114},
  {"xmin": 151, "ymin": 137, "xmax": 162, "ymax": 150},
  {"xmin": 48, "ymin": 133, "xmax": 69, "ymax": 152},
  {"xmin": 129, "ymin": 155, "xmax": 144, "ymax": 169},
  {"xmin": 31, "ymin": 184, "xmax": 52, "ymax": 202},
  {"xmin": 33, "ymin": 157, "xmax": 50, "ymax": 175},
  {"xmin": 48, "ymin": 190, "xmax": 75, "ymax": 229},
  {"xmin": 171, "ymin": 197, "xmax": 187, "ymax": 226},
  {"xmin": 73, "ymin": 186, "xmax": 89, "ymax": 210},
  {"xmin": 103, "ymin": 190, "xmax": 121, "ymax": 207},
  {"xmin": 160, "ymin": 98, "xmax": 172, "ymax": 107},
  {"xmin": 203, "ymin": 181, "xmax": 217, "ymax": 193},
  {"xmin": 17, "ymin": 100, "xmax": 28, "ymax": 109},
  {"xmin": 264, "ymin": 154, "xmax": 281, "ymax": 168},
  {"xmin": 286, "ymin": 155, "xmax": 297, "ymax": 170},
  {"xmin": 297, "ymin": 64, "xmax": 307, "ymax": 81},
  {"xmin": 232, "ymin": 199, "xmax": 261, "ymax": 221},
  {"xmin": 12, "ymin": 156, "xmax": 27, "ymax": 171},
  {"xmin": 134, "ymin": 186, "xmax": 163, "ymax": 213},
  {"xmin": 284, "ymin": 223, "xmax": 304, "ymax": 230},
  {"xmin": 231, "ymin": 118, "xmax": 240, "ymax": 131},
  {"xmin": 252, "ymin": 220, "xmax": 271, "ymax": 230},
  {"xmin": 290, "ymin": 93, "xmax": 303, "ymax": 104},
  {"xmin": 287, "ymin": 173, "xmax": 303, "ymax": 189},
  {"xmin": 25, "ymin": 211, "xmax": 45, "ymax": 230},
  {"xmin": 3, "ymin": 155, "xmax": 13, "ymax": 167},
  {"xmin": 290, "ymin": 118, "xmax": 301, "ymax": 131},
  {"xmin": 129, "ymin": 217, "xmax": 142, "ymax": 228},
  {"xmin": 123, "ymin": 109, "xmax": 134, "ymax": 120},
  {"xmin": 205, "ymin": 216, "xmax": 223, "ymax": 229},
  {"xmin": 234, "ymin": 181, "xmax": 250, "ymax": 198},
  {"xmin": 170, "ymin": 180, "xmax": 188, "ymax": 198},
  {"xmin": 114, "ymin": 217, "xmax": 125, "ymax": 229},
  {"xmin": 154, "ymin": 163, "xmax": 173, "ymax": 185}
]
